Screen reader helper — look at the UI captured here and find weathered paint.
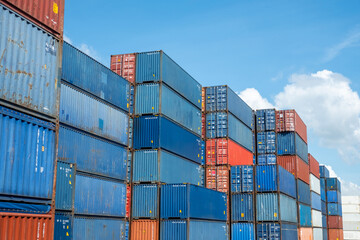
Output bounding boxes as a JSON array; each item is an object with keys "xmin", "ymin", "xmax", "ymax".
[
  {"xmin": 130, "ymin": 220, "xmax": 159, "ymax": 240},
  {"xmin": 132, "ymin": 184, "xmax": 159, "ymax": 219},
  {"xmin": 257, "ymin": 131, "xmax": 276, "ymax": 154},
  {"xmin": 277, "ymin": 132, "xmax": 308, "ymax": 162},
  {"xmin": 231, "ymin": 193, "xmax": 254, "ymax": 222},
  {"xmin": 110, "ymin": 53, "xmax": 136, "ymax": 83},
  {"xmin": 299, "ymin": 203, "xmax": 312, "ymax": 227},
  {"xmin": 55, "ymin": 162, "xmax": 74, "ymax": 211},
  {"xmin": 256, "ymin": 109, "xmax": 276, "ymax": 132}
]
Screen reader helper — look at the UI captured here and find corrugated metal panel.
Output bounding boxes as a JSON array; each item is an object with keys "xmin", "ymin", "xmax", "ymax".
[
  {"xmin": 278, "ymin": 155, "xmax": 310, "ymax": 184},
  {"xmin": 62, "ymin": 42, "xmax": 129, "ymax": 111},
  {"xmin": 322, "ymin": 200, "xmax": 327, "ymax": 215},
  {"xmin": 0, "ymin": 106, "xmax": 55, "ymax": 203},
  {"xmin": 299, "ymin": 204, "xmax": 312, "ymax": 227},
  {"xmin": 55, "ymin": 162, "xmax": 74, "ymax": 211},
  {"xmin": 0, "ymin": 212, "xmax": 53, "ymax": 240},
  {"xmin": 74, "ymin": 174, "xmax": 126, "ymax": 217},
  {"xmin": 0, "ymin": 5, "xmax": 59, "ymax": 117},
  {"xmin": 297, "ymin": 179, "xmax": 311, "ymax": 205},
  {"xmin": 327, "ymin": 216, "xmax": 343, "ymax": 229},
  {"xmin": 344, "ymin": 231, "xmax": 360, "ymax": 239},
  {"xmin": 256, "ymin": 193, "xmax": 279, "ymax": 221},
  {"xmin": 309, "ymin": 153, "xmax": 320, "ymax": 178},
  {"xmin": 73, "ymin": 216, "xmax": 128, "ymax": 240},
  {"xmin": 310, "ymin": 174, "xmax": 321, "ymax": 194},
  {"xmin": 312, "ymin": 209, "xmax": 322, "ymax": 227},
  {"xmin": 60, "ymin": 83, "xmax": 129, "ymax": 145},
  {"xmin": 322, "ymin": 214, "xmax": 327, "ymax": 228},
  {"xmin": 257, "ymin": 223, "xmax": 298, "ymax": 240},
  {"xmin": 110, "ymin": 53, "xmax": 136, "ymax": 83},
  {"xmin": 323, "ymin": 228, "xmax": 328, "ymax": 240},
  {"xmin": 132, "ymin": 149, "xmax": 203, "ymax": 185},
  {"xmin": 342, "ymin": 196, "xmax": 360, "ymax": 205},
  {"xmin": 328, "ymin": 203, "xmax": 342, "ymax": 216},
  {"xmin": 257, "ymin": 154, "xmax": 277, "ymax": 165},
  {"xmin": 160, "ymin": 184, "xmax": 227, "ymax": 221},
  {"xmin": 132, "ymin": 184, "xmax": 159, "ymax": 219},
  {"xmin": 311, "ymin": 192, "xmax": 322, "ymax": 211},
  {"xmin": 281, "ymin": 223, "xmax": 298, "ymax": 240},
  {"xmin": 133, "ymin": 115, "xmax": 202, "ymax": 163},
  {"xmin": 160, "ymin": 219, "xmax": 229, "ymax": 240},
  {"xmin": 321, "ymin": 178, "xmax": 326, "ymax": 201},
  {"xmin": 206, "ymin": 112, "xmax": 253, "ymax": 152},
  {"xmin": 136, "ymin": 51, "xmax": 202, "ymax": 109},
  {"xmin": 230, "ymin": 165, "xmax": 254, "ymax": 193},
  {"xmin": 320, "ymin": 165, "xmax": 330, "ymax": 178},
  {"xmin": 276, "ymin": 109, "xmax": 307, "ymax": 143},
  {"xmin": 280, "ymin": 194, "xmax": 298, "ymax": 223},
  {"xmin": 277, "ymin": 132, "xmax": 308, "ymax": 162},
  {"xmin": 256, "ymin": 109, "xmax": 276, "ymax": 132},
  {"xmin": 130, "ymin": 219, "xmax": 159, "ymax": 240},
  {"xmin": 326, "ymin": 178, "xmax": 341, "ymax": 192},
  {"xmin": 231, "ymin": 193, "xmax": 254, "ymax": 222},
  {"xmin": 54, "ymin": 212, "xmax": 72, "ymax": 240},
  {"xmin": 328, "ymin": 229, "xmax": 344, "ymax": 240},
  {"xmin": 58, "ymin": 125, "xmax": 128, "ymax": 180},
  {"xmin": 0, "ymin": 202, "xmax": 50, "ymax": 214},
  {"xmin": 342, "ymin": 204, "xmax": 360, "ymax": 213},
  {"xmin": 298, "ymin": 227, "xmax": 313, "ymax": 240},
  {"xmin": 135, "ymin": 83, "xmax": 201, "ymax": 136},
  {"xmin": 231, "ymin": 223, "xmax": 255, "ymax": 240},
  {"xmin": 205, "ymin": 166, "xmax": 230, "ymax": 193},
  {"xmin": 313, "ymin": 228, "xmax": 323, "ymax": 240},
  {"xmin": 257, "ymin": 131, "xmax": 276, "ymax": 154},
  {"xmin": 342, "ymin": 221, "xmax": 360, "ymax": 231}
]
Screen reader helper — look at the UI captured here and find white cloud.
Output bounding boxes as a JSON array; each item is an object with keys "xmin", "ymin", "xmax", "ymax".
[
  {"xmin": 324, "ymin": 165, "xmax": 360, "ymax": 196},
  {"xmin": 62, "ymin": 35, "xmax": 102, "ymax": 63},
  {"xmin": 238, "ymin": 88, "xmax": 274, "ymax": 110},
  {"xmin": 63, "ymin": 34, "xmax": 72, "ymax": 44}
]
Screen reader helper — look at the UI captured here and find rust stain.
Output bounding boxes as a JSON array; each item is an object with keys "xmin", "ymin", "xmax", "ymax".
[
  {"xmin": 46, "ymin": 82, "xmax": 49, "ymax": 87},
  {"xmin": 0, "ymin": 48, "xmax": 6, "ymax": 64},
  {"xmin": 16, "ymin": 70, "xmax": 33, "ymax": 78},
  {"xmin": 8, "ymin": 37, "xmax": 28, "ymax": 53},
  {"xmin": 28, "ymin": 83, "xmax": 33, "ymax": 90}
]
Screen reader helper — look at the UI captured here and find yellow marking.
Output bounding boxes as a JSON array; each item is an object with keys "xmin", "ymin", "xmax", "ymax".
[
  {"xmin": 42, "ymin": 146, "xmax": 45, "ymax": 152},
  {"xmin": 69, "ymin": 181, "xmax": 71, "ymax": 185},
  {"xmin": 53, "ymin": 3, "xmax": 59, "ymax": 14}
]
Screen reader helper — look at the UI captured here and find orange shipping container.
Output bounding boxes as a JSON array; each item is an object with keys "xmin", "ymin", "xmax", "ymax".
[
  {"xmin": 328, "ymin": 229, "xmax": 344, "ymax": 240},
  {"xmin": 276, "ymin": 109, "xmax": 307, "ymax": 143},
  {"xmin": 0, "ymin": 212, "xmax": 53, "ymax": 240},
  {"xmin": 131, "ymin": 220, "xmax": 159, "ymax": 240},
  {"xmin": 298, "ymin": 227, "xmax": 313, "ymax": 240},
  {"xmin": 205, "ymin": 166, "xmax": 230, "ymax": 193},
  {"xmin": 110, "ymin": 54, "xmax": 136, "ymax": 83},
  {"xmin": 308, "ymin": 153, "xmax": 320, "ymax": 178},
  {"xmin": 206, "ymin": 138, "xmax": 253, "ymax": 166},
  {"xmin": 278, "ymin": 155, "xmax": 310, "ymax": 184}
]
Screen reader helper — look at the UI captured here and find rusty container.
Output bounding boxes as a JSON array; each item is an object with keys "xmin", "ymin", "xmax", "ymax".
[
  {"xmin": 205, "ymin": 166, "xmax": 231, "ymax": 193},
  {"xmin": 130, "ymin": 219, "xmax": 159, "ymax": 240},
  {"xmin": 276, "ymin": 109, "xmax": 307, "ymax": 143},
  {"xmin": 110, "ymin": 54, "xmax": 136, "ymax": 83},
  {"xmin": 278, "ymin": 155, "xmax": 310, "ymax": 184},
  {"xmin": 309, "ymin": 153, "xmax": 320, "ymax": 178},
  {"xmin": 328, "ymin": 229, "xmax": 344, "ymax": 240}
]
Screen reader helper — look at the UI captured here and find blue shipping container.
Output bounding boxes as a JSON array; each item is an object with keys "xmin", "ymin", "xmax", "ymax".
[
  {"xmin": 297, "ymin": 179, "xmax": 311, "ymax": 205},
  {"xmin": 136, "ymin": 51, "xmax": 202, "ymax": 109},
  {"xmin": 327, "ymin": 190, "xmax": 342, "ymax": 203},
  {"xmin": 327, "ymin": 203, "xmax": 342, "ymax": 216},
  {"xmin": 230, "ymin": 165, "xmax": 254, "ymax": 193},
  {"xmin": 322, "ymin": 214, "xmax": 327, "ymax": 228},
  {"xmin": 257, "ymin": 154, "xmax": 277, "ymax": 165},
  {"xmin": 231, "ymin": 194, "xmax": 254, "ymax": 222},
  {"xmin": 311, "ymin": 192, "xmax": 322, "ymax": 211},
  {"xmin": 321, "ymin": 201, "xmax": 327, "ymax": 215},
  {"xmin": 320, "ymin": 165, "xmax": 330, "ymax": 178},
  {"xmin": 54, "ymin": 212, "xmax": 73, "ymax": 240},
  {"xmin": 132, "ymin": 149, "xmax": 203, "ymax": 185},
  {"xmin": 231, "ymin": 223, "xmax": 255, "ymax": 240},
  {"xmin": 320, "ymin": 178, "xmax": 326, "ymax": 201},
  {"xmin": 74, "ymin": 174, "xmax": 126, "ymax": 217},
  {"xmin": 60, "ymin": 83, "xmax": 129, "ymax": 145},
  {"xmin": 326, "ymin": 178, "xmax": 341, "ymax": 192},
  {"xmin": 256, "ymin": 165, "xmax": 296, "ymax": 198},
  {"xmin": 256, "ymin": 109, "xmax": 276, "ymax": 132},
  {"xmin": 0, "ymin": 106, "xmax": 55, "ymax": 203},
  {"xmin": 133, "ymin": 115, "xmax": 202, "ymax": 163},
  {"xmin": 55, "ymin": 162, "xmax": 75, "ymax": 211},
  {"xmin": 257, "ymin": 223, "xmax": 298, "ymax": 240},
  {"xmin": 323, "ymin": 228, "xmax": 328, "ymax": 240},
  {"xmin": 58, "ymin": 125, "xmax": 128, "ymax": 180},
  {"xmin": 257, "ymin": 132, "xmax": 276, "ymax": 154},
  {"xmin": 135, "ymin": 83, "xmax": 201, "ymax": 136},
  {"xmin": 0, "ymin": 4, "xmax": 59, "ymax": 117},
  {"xmin": 277, "ymin": 132, "xmax": 308, "ymax": 162},
  {"xmin": 206, "ymin": 112, "xmax": 253, "ymax": 151},
  {"xmin": 160, "ymin": 219, "xmax": 228, "ymax": 240},
  {"xmin": 205, "ymin": 85, "xmax": 253, "ymax": 129},
  {"xmin": 132, "ymin": 184, "xmax": 159, "ymax": 218},
  {"xmin": 160, "ymin": 184, "xmax": 227, "ymax": 221},
  {"xmin": 299, "ymin": 204, "xmax": 312, "ymax": 227},
  {"xmin": 62, "ymin": 42, "xmax": 130, "ymax": 112}
]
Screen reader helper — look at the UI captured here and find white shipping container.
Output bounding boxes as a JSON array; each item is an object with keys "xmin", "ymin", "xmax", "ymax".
[
  {"xmin": 313, "ymin": 227, "xmax": 323, "ymax": 240},
  {"xmin": 343, "ymin": 221, "xmax": 360, "ymax": 231},
  {"xmin": 344, "ymin": 214, "xmax": 360, "ymax": 222},
  {"xmin": 343, "ymin": 205, "xmax": 360, "ymax": 213},
  {"xmin": 344, "ymin": 231, "xmax": 360, "ymax": 240},
  {"xmin": 312, "ymin": 209, "xmax": 322, "ymax": 227},
  {"xmin": 342, "ymin": 196, "xmax": 360, "ymax": 205},
  {"xmin": 310, "ymin": 174, "xmax": 321, "ymax": 194}
]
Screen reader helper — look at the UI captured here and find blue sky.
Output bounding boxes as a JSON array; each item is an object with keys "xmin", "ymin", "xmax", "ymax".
[{"xmin": 64, "ymin": 1, "xmax": 360, "ymax": 193}]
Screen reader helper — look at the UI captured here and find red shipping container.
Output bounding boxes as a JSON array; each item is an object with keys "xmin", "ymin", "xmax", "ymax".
[
  {"xmin": 328, "ymin": 229, "xmax": 344, "ymax": 240},
  {"xmin": 0, "ymin": 212, "xmax": 53, "ymax": 240},
  {"xmin": 328, "ymin": 216, "xmax": 343, "ymax": 229},
  {"xmin": 206, "ymin": 138, "xmax": 253, "ymax": 166},
  {"xmin": 131, "ymin": 219, "xmax": 159, "ymax": 240},
  {"xmin": 308, "ymin": 153, "xmax": 320, "ymax": 178},
  {"xmin": 126, "ymin": 184, "xmax": 131, "ymax": 218},
  {"xmin": 110, "ymin": 54, "xmax": 136, "ymax": 83},
  {"xmin": 276, "ymin": 109, "xmax": 307, "ymax": 143},
  {"xmin": 1, "ymin": 0, "xmax": 64, "ymax": 38},
  {"xmin": 202, "ymin": 114, "xmax": 206, "ymax": 139},
  {"xmin": 201, "ymin": 87, "xmax": 206, "ymax": 113},
  {"xmin": 298, "ymin": 227, "xmax": 313, "ymax": 240},
  {"xmin": 278, "ymin": 155, "xmax": 310, "ymax": 184},
  {"xmin": 205, "ymin": 166, "xmax": 230, "ymax": 193}
]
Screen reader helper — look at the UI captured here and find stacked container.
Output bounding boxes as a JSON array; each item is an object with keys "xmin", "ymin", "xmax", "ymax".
[
  {"xmin": 0, "ymin": 0, "xmax": 64, "ymax": 237},
  {"xmin": 326, "ymin": 178, "xmax": 344, "ymax": 240},
  {"xmin": 309, "ymin": 154, "xmax": 323, "ymax": 239},
  {"xmin": 342, "ymin": 196, "xmax": 360, "ymax": 240},
  {"xmin": 320, "ymin": 165, "xmax": 330, "ymax": 240},
  {"xmin": 54, "ymin": 42, "xmax": 131, "ymax": 239}
]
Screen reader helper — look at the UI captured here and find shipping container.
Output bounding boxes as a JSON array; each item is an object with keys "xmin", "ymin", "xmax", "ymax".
[
  {"xmin": 136, "ymin": 51, "xmax": 202, "ymax": 109},
  {"xmin": 342, "ymin": 196, "xmax": 360, "ymax": 205},
  {"xmin": 342, "ymin": 204, "xmax": 360, "ymax": 213},
  {"xmin": 324, "ymin": 228, "xmax": 329, "ymax": 240},
  {"xmin": 230, "ymin": 165, "xmax": 254, "ymax": 193},
  {"xmin": 299, "ymin": 204, "xmax": 312, "ymax": 227},
  {"xmin": 344, "ymin": 231, "xmax": 360, "ymax": 240},
  {"xmin": 257, "ymin": 223, "xmax": 298, "ymax": 240},
  {"xmin": 309, "ymin": 153, "xmax": 320, "ymax": 178},
  {"xmin": 132, "ymin": 149, "xmax": 203, "ymax": 185},
  {"xmin": 321, "ymin": 178, "xmax": 327, "ymax": 201},
  {"xmin": 133, "ymin": 115, "xmax": 202, "ymax": 163},
  {"xmin": 160, "ymin": 219, "xmax": 229, "ymax": 240},
  {"xmin": 205, "ymin": 85, "xmax": 253, "ymax": 129},
  {"xmin": 55, "ymin": 162, "xmax": 74, "ymax": 211},
  {"xmin": 256, "ymin": 109, "xmax": 276, "ymax": 132},
  {"xmin": 132, "ymin": 184, "xmax": 159, "ymax": 219},
  {"xmin": 231, "ymin": 223, "xmax": 255, "ymax": 240},
  {"xmin": 328, "ymin": 229, "xmax": 344, "ymax": 240},
  {"xmin": 110, "ymin": 53, "xmax": 136, "ymax": 83},
  {"xmin": 343, "ymin": 221, "xmax": 360, "ymax": 231},
  {"xmin": 135, "ymin": 83, "xmax": 201, "ymax": 135},
  {"xmin": 311, "ymin": 174, "xmax": 321, "ymax": 195},
  {"xmin": 0, "ymin": 106, "xmax": 55, "ymax": 204},
  {"xmin": 131, "ymin": 220, "xmax": 159, "ymax": 240},
  {"xmin": 277, "ymin": 132, "xmax": 308, "ymax": 162},
  {"xmin": 255, "ymin": 165, "xmax": 296, "ymax": 198},
  {"xmin": 312, "ymin": 210, "xmax": 322, "ymax": 227},
  {"xmin": 231, "ymin": 193, "xmax": 254, "ymax": 222},
  {"xmin": 126, "ymin": 185, "xmax": 131, "ymax": 218},
  {"xmin": 297, "ymin": 179, "xmax": 311, "ymax": 205},
  {"xmin": 326, "ymin": 178, "xmax": 342, "ymax": 192},
  {"xmin": 298, "ymin": 227, "xmax": 313, "ymax": 240},
  {"xmin": 327, "ymin": 190, "xmax": 342, "ymax": 203},
  {"xmin": 0, "ymin": 5, "xmax": 60, "ymax": 117},
  {"xmin": 328, "ymin": 203, "xmax": 343, "ymax": 216},
  {"xmin": 201, "ymin": 115, "xmax": 206, "ymax": 139},
  {"xmin": 257, "ymin": 154, "xmax": 277, "ymax": 165},
  {"xmin": 62, "ymin": 42, "xmax": 130, "ymax": 111},
  {"xmin": 322, "ymin": 201, "xmax": 327, "ymax": 215},
  {"xmin": 256, "ymin": 193, "xmax": 297, "ymax": 222},
  {"xmin": 343, "ymin": 214, "xmax": 360, "ymax": 222},
  {"xmin": 320, "ymin": 165, "xmax": 330, "ymax": 178},
  {"xmin": 206, "ymin": 138, "xmax": 253, "ymax": 166},
  {"xmin": 0, "ymin": 212, "xmax": 53, "ymax": 240},
  {"xmin": 160, "ymin": 184, "xmax": 227, "ymax": 221},
  {"xmin": 206, "ymin": 112, "xmax": 253, "ymax": 152},
  {"xmin": 0, "ymin": 202, "xmax": 50, "ymax": 214},
  {"xmin": 257, "ymin": 131, "xmax": 276, "ymax": 154},
  {"xmin": 278, "ymin": 155, "xmax": 310, "ymax": 184},
  {"xmin": 322, "ymin": 214, "xmax": 327, "ymax": 229},
  {"xmin": 205, "ymin": 166, "xmax": 230, "ymax": 193},
  {"xmin": 74, "ymin": 174, "xmax": 126, "ymax": 217},
  {"xmin": 311, "ymin": 192, "xmax": 322, "ymax": 211},
  {"xmin": 276, "ymin": 109, "xmax": 307, "ymax": 143},
  {"xmin": 313, "ymin": 227, "xmax": 323, "ymax": 240},
  {"xmin": 54, "ymin": 212, "xmax": 72, "ymax": 240},
  {"xmin": 327, "ymin": 216, "xmax": 343, "ymax": 229},
  {"xmin": 60, "ymin": 83, "xmax": 129, "ymax": 145}
]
